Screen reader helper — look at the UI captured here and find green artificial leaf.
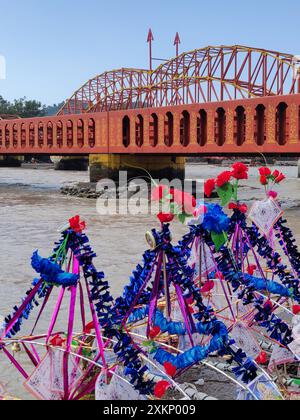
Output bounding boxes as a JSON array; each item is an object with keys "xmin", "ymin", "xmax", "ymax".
[
  {"xmin": 177, "ymin": 213, "xmax": 187, "ymax": 224},
  {"xmin": 217, "ymin": 183, "xmax": 233, "ymax": 206},
  {"xmin": 232, "ymin": 183, "xmax": 238, "ymax": 202},
  {"xmin": 211, "ymin": 231, "xmax": 228, "ymax": 252},
  {"xmin": 177, "ymin": 212, "xmax": 192, "ymax": 225},
  {"xmin": 142, "ymin": 340, "xmax": 154, "ymax": 347}
]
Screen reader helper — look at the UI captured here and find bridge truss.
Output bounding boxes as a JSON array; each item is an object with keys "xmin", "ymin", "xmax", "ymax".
[{"xmin": 59, "ymin": 45, "xmax": 300, "ymax": 115}]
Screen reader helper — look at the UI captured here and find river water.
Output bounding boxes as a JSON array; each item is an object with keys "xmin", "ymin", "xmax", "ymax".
[{"xmin": 0, "ymin": 164, "xmax": 300, "ymax": 399}]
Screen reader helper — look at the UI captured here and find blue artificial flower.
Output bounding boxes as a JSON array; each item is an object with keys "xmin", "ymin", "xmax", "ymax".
[
  {"xmin": 31, "ymin": 251, "xmax": 79, "ymax": 287},
  {"xmin": 202, "ymin": 204, "xmax": 230, "ymax": 234}
]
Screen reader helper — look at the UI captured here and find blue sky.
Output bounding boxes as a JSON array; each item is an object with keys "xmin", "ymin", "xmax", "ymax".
[{"xmin": 0, "ymin": 0, "xmax": 299, "ymax": 104}]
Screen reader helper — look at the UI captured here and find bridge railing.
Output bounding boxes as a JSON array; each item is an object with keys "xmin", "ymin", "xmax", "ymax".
[{"xmin": 0, "ymin": 94, "xmax": 300, "ymax": 155}]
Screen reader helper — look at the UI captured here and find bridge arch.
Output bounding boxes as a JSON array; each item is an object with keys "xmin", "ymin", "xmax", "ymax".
[
  {"xmin": 255, "ymin": 105, "xmax": 266, "ymax": 146},
  {"xmin": 180, "ymin": 111, "xmax": 190, "ymax": 147},
  {"xmin": 135, "ymin": 115, "xmax": 144, "ymax": 147},
  {"xmin": 276, "ymin": 102, "xmax": 288, "ymax": 145},
  {"xmin": 197, "ymin": 109, "xmax": 207, "ymax": 146},
  {"xmin": 58, "ymin": 46, "xmax": 298, "ymax": 115},
  {"xmin": 215, "ymin": 107, "xmax": 226, "ymax": 146},
  {"xmin": 164, "ymin": 112, "xmax": 174, "ymax": 147}
]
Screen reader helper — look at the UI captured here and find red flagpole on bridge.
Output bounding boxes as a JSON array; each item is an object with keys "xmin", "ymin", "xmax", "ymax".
[
  {"xmin": 174, "ymin": 32, "xmax": 181, "ymax": 105},
  {"xmin": 174, "ymin": 32, "xmax": 181, "ymax": 57},
  {"xmin": 147, "ymin": 29, "xmax": 154, "ymax": 72}
]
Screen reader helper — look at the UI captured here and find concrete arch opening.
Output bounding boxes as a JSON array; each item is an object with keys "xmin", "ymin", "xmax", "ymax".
[
  {"xmin": 180, "ymin": 111, "xmax": 190, "ymax": 147},
  {"xmin": 67, "ymin": 120, "xmax": 73, "ymax": 148},
  {"xmin": 21, "ymin": 123, "xmax": 26, "ymax": 147},
  {"xmin": 38, "ymin": 122, "xmax": 44, "ymax": 147},
  {"xmin": 276, "ymin": 102, "xmax": 288, "ymax": 145},
  {"xmin": 47, "ymin": 122, "xmax": 53, "ymax": 147},
  {"xmin": 77, "ymin": 119, "xmax": 84, "ymax": 148},
  {"xmin": 5, "ymin": 124, "xmax": 10, "ymax": 147},
  {"xmin": 135, "ymin": 115, "xmax": 144, "ymax": 147},
  {"xmin": 255, "ymin": 105, "xmax": 266, "ymax": 146},
  {"xmin": 164, "ymin": 112, "xmax": 174, "ymax": 147},
  {"xmin": 13, "ymin": 124, "xmax": 18, "ymax": 147},
  {"xmin": 89, "ymin": 118, "xmax": 96, "ymax": 148},
  {"xmin": 150, "ymin": 113, "xmax": 158, "ymax": 147},
  {"xmin": 235, "ymin": 106, "xmax": 246, "ymax": 146},
  {"xmin": 215, "ymin": 108, "xmax": 226, "ymax": 146},
  {"xmin": 29, "ymin": 123, "xmax": 35, "ymax": 147},
  {"xmin": 197, "ymin": 109, "xmax": 207, "ymax": 146},
  {"xmin": 122, "ymin": 116, "xmax": 130, "ymax": 148},
  {"xmin": 57, "ymin": 121, "xmax": 63, "ymax": 148}
]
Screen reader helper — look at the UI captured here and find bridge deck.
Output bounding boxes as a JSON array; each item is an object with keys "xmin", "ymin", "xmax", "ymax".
[{"xmin": 0, "ymin": 94, "xmax": 300, "ymax": 155}]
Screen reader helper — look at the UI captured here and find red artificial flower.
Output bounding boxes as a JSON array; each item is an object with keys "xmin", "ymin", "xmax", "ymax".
[
  {"xmin": 256, "ymin": 352, "xmax": 268, "ymax": 365},
  {"xmin": 84, "ymin": 321, "xmax": 95, "ymax": 334},
  {"xmin": 293, "ymin": 305, "xmax": 300, "ymax": 316},
  {"xmin": 273, "ymin": 170, "xmax": 280, "ymax": 179},
  {"xmin": 228, "ymin": 203, "xmax": 248, "ymax": 214},
  {"xmin": 232, "ymin": 162, "xmax": 249, "ymax": 180},
  {"xmin": 164, "ymin": 362, "xmax": 177, "ymax": 378},
  {"xmin": 247, "ymin": 265, "xmax": 257, "ymax": 276},
  {"xmin": 157, "ymin": 213, "xmax": 175, "ymax": 224},
  {"xmin": 260, "ymin": 175, "xmax": 268, "ymax": 186},
  {"xmin": 229, "ymin": 203, "xmax": 238, "ymax": 210},
  {"xmin": 239, "ymin": 204, "xmax": 248, "ymax": 214},
  {"xmin": 186, "ymin": 295, "xmax": 194, "ymax": 305},
  {"xmin": 275, "ymin": 173, "xmax": 286, "ymax": 184},
  {"xmin": 50, "ymin": 334, "xmax": 65, "ymax": 347},
  {"xmin": 69, "ymin": 215, "xmax": 86, "ymax": 233},
  {"xmin": 151, "ymin": 185, "xmax": 169, "ymax": 201},
  {"xmin": 154, "ymin": 381, "xmax": 171, "ymax": 399},
  {"xmin": 268, "ymin": 191, "xmax": 278, "ymax": 200},
  {"xmin": 216, "ymin": 171, "xmax": 233, "ymax": 188},
  {"xmin": 149, "ymin": 326, "xmax": 161, "ymax": 339},
  {"xmin": 259, "ymin": 167, "xmax": 272, "ymax": 177},
  {"xmin": 200, "ymin": 281, "xmax": 215, "ymax": 294},
  {"xmin": 204, "ymin": 179, "xmax": 216, "ymax": 198},
  {"xmin": 264, "ymin": 300, "xmax": 273, "ymax": 310}
]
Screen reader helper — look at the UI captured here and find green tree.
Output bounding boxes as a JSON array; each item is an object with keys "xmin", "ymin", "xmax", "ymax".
[{"xmin": 0, "ymin": 95, "xmax": 46, "ymax": 118}]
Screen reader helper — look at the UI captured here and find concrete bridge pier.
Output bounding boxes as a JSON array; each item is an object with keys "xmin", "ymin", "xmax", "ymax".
[
  {"xmin": 89, "ymin": 155, "xmax": 186, "ymax": 183},
  {"xmin": 0, "ymin": 155, "xmax": 24, "ymax": 167},
  {"xmin": 51, "ymin": 156, "xmax": 88, "ymax": 171}
]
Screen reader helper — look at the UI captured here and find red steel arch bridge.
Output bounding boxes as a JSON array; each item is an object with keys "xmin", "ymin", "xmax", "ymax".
[{"xmin": 1, "ymin": 42, "xmax": 300, "ymax": 180}]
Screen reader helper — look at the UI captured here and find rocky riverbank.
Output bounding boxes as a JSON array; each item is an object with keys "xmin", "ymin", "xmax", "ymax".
[{"xmin": 60, "ymin": 181, "xmax": 150, "ymax": 200}]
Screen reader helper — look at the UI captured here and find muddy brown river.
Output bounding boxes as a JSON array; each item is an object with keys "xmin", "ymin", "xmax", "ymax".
[{"xmin": 0, "ymin": 164, "xmax": 300, "ymax": 399}]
